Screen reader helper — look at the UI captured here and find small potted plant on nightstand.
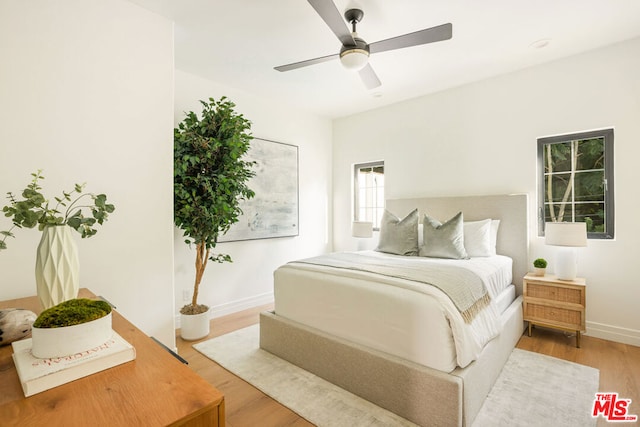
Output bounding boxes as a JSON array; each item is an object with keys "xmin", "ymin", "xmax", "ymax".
[{"xmin": 533, "ymin": 258, "xmax": 547, "ymax": 276}]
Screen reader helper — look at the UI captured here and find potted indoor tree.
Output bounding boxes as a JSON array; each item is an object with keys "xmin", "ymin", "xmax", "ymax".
[
  {"xmin": 174, "ymin": 97, "xmax": 255, "ymax": 340},
  {"xmin": 1, "ymin": 171, "xmax": 115, "ymax": 308}
]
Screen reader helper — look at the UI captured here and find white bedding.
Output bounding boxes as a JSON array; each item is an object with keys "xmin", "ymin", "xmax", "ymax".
[
  {"xmin": 274, "ymin": 251, "xmax": 514, "ymax": 372},
  {"xmin": 495, "ymin": 284, "xmax": 516, "ymax": 314}
]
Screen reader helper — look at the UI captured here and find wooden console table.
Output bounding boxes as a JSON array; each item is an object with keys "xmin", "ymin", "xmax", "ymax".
[{"xmin": 0, "ymin": 289, "xmax": 225, "ymax": 426}]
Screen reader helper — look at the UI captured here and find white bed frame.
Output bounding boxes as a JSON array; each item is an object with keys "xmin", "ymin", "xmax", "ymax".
[{"xmin": 260, "ymin": 194, "xmax": 529, "ymax": 426}]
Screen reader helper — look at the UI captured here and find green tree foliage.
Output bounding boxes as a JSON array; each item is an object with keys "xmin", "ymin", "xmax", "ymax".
[
  {"xmin": 174, "ymin": 97, "xmax": 255, "ymax": 313},
  {"xmin": 544, "ymin": 138, "xmax": 605, "ymax": 232}
]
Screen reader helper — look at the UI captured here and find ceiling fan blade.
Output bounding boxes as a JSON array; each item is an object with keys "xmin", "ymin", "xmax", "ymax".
[
  {"xmin": 358, "ymin": 64, "xmax": 382, "ymax": 90},
  {"xmin": 307, "ymin": 0, "xmax": 356, "ymax": 46},
  {"xmin": 274, "ymin": 53, "xmax": 339, "ymax": 72},
  {"xmin": 369, "ymin": 23, "xmax": 452, "ymax": 55}
]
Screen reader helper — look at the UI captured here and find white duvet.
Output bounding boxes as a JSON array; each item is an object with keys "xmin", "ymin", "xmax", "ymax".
[{"xmin": 274, "ymin": 251, "xmax": 513, "ymax": 372}]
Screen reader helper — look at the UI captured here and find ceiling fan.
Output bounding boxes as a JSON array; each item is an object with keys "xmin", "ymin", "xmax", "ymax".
[{"xmin": 274, "ymin": 0, "xmax": 453, "ymax": 90}]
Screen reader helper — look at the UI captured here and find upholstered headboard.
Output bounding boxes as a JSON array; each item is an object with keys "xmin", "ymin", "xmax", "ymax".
[{"xmin": 386, "ymin": 194, "xmax": 529, "ymax": 295}]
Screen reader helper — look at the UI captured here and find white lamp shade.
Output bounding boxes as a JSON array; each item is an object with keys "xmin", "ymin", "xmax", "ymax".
[
  {"xmin": 352, "ymin": 221, "xmax": 373, "ymax": 238},
  {"xmin": 339, "ymin": 49, "xmax": 369, "ymax": 70},
  {"xmin": 545, "ymin": 222, "xmax": 587, "ymax": 247}
]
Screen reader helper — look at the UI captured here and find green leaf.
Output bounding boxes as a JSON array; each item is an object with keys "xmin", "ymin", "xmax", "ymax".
[
  {"xmin": 67, "ymin": 218, "xmax": 80, "ymax": 230},
  {"xmin": 94, "ymin": 194, "xmax": 107, "ymax": 207}
]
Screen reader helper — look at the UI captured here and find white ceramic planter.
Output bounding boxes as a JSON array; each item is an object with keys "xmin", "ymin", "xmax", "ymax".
[
  {"xmin": 533, "ymin": 267, "xmax": 546, "ymax": 277},
  {"xmin": 180, "ymin": 310, "xmax": 210, "ymax": 341},
  {"xmin": 31, "ymin": 312, "xmax": 113, "ymax": 359}
]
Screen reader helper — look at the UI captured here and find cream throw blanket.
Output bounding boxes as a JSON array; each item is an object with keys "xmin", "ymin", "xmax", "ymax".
[{"xmin": 294, "ymin": 251, "xmax": 491, "ymax": 323}]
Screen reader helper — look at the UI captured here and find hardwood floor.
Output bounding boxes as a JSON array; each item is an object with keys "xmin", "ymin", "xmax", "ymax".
[
  {"xmin": 176, "ymin": 304, "xmax": 312, "ymax": 427},
  {"xmin": 176, "ymin": 305, "xmax": 640, "ymax": 427}
]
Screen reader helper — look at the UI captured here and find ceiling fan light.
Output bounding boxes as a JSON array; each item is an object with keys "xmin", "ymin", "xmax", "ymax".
[{"xmin": 339, "ymin": 49, "xmax": 369, "ymax": 70}]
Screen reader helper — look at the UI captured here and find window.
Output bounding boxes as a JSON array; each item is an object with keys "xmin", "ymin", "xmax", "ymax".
[
  {"xmin": 538, "ymin": 128, "xmax": 614, "ymax": 239},
  {"xmin": 354, "ymin": 161, "xmax": 384, "ymax": 230}
]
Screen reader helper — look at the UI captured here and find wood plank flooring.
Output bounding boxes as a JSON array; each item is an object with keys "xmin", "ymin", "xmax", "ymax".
[{"xmin": 176, "ymin": 305, "xmax": 639, "ymax": 427}]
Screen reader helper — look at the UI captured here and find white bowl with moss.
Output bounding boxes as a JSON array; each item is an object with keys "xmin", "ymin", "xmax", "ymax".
[{"xmin": 31, "ymin": 299, "xmax": 113, "ymax": 359}]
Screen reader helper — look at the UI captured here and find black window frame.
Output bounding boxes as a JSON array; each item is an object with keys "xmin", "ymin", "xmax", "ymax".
[
  {"xmin": 353, "ymin": 160, "xmax": 385, "ymax": 231},
  {"xmin": 537, "ymin": 128, "xmax": 614, "ymax": 239}
]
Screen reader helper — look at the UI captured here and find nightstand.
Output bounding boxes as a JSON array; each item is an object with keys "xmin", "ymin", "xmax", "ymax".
[{"xmin": 523, "ymin": 273, "xmax": 586, "ymax": 347}]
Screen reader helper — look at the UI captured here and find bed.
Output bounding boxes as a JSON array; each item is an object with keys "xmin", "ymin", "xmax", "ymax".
[{"xmin": 260, "ymin": 194, "xmax": 529, "ymax": 426}]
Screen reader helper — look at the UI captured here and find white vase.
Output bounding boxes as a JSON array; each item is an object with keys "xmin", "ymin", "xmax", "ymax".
[
  {"xmin": 180, "ymin": 309, "xmax": 210, "ymax": 341},
  {"xmin": 35, "ymin": 225, "xmax": 80, "ymax": 309}
]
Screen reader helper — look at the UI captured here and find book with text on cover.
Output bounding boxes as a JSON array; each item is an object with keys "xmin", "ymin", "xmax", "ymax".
[{"xmin": 11, "ymin": 330, "xmax": 136, "ymax": 397}]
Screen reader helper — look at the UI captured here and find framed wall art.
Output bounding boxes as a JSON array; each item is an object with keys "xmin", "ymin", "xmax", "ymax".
[{"xmin": 219, "ymin": 138, "xmax": 299, "ymax": 242}]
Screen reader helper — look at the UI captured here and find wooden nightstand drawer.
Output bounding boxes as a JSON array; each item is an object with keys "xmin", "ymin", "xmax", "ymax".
[
  {"xmin": 525, "ymin": 282, "xmax": 582, "ymax": 304},
  {"xmin": 525, "ymin": 302, "xmax": 582, "ymax": 328}
]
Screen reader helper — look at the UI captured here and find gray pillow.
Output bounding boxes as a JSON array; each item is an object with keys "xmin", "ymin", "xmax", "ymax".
[
  {"xmin": 375, "ymin": 209, "xmax": 419, "ymax": 256},
  {"xmin": 419, "ymin": 211, "xmax": 469, "ymax": 259}
]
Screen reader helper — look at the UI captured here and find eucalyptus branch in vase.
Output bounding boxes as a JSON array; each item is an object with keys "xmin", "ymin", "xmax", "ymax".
[{"xmin": 0, "ymin": 170, "xmax": 115, "ymax": 250}]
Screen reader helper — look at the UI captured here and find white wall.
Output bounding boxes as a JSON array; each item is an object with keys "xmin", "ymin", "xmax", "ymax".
[
  {"xmin": 174, "ymin": 70, "xmax": 332, "ymax": 321},
  {"xmin": 0, "ymin": 1, "xmax": 176, "ymax": 347},
  {"xmin": 333, "ymin": 37, "xmax": 640, "ymax": 346}
]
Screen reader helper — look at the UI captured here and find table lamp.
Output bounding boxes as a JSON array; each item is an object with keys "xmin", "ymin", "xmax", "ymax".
[
  {"xmin": 352, "ymin": 221, "xmax": 373, "ymax": 250},
  {"xmin": 352, "ymin": 221, "xmax": 373, "ymax": 238},
  {"xmin": 545, "ymin": 222, "xmax": 587, "ymax": 280}
]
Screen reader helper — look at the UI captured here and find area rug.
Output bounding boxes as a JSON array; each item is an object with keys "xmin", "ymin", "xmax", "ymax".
[{"xmin": 194, "ymin": 324, "xmax": 599, "ymax": 427}]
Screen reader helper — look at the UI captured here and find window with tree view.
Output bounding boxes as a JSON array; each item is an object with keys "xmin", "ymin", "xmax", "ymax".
[
  {"xmin": 538, "ymin": 128, "xmax": 614, "ymax": 239},
  {"xmin": 354, "ymin": 161, "xmax": 384, "ymax": 230}
]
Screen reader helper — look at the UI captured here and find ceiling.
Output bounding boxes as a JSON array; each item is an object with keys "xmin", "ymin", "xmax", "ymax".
[{"xmin": 128, "ymin": 0, "xmax": 640, "ymax": 119}]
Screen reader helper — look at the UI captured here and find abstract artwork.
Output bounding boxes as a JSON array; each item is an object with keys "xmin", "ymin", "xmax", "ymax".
[{"xmin": 219, "ymin": 138, "xmax": 299, "ymax": 242}]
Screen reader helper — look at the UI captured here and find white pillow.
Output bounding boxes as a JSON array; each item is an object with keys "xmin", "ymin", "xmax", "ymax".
[
  {"xmin": 463, "ymin": 219, "xmax": 492, "ymax": 257},
  {"xmin": 421, "ymin": 218, "xmax": 501, "ymax": 255},
  {"xmin": 490, "ymin": 219, "xmax": 500, "ymax": 255}
]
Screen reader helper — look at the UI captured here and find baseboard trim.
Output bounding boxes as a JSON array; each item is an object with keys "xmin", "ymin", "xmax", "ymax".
[
  {"xmin": 586, "ymin": 321, "xmax": 640, "ymax": 347},
  {"xmin": 175, "ymin": 292, "xmax": 274, "ymax": 328},
  {"xmin": 210, "ymin": 292, "xmax": 274, "ymax": 319}
]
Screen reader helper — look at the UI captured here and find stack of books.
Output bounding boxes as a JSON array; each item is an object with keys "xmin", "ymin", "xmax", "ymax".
[{"xmin": 11, "ymin": 331, "xmax": 136, "ymax": 397}]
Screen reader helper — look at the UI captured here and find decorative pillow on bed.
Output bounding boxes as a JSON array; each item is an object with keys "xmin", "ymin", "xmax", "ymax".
[
  {"xmin": 375, "ymin": 209, "xmax": 419, "ymax": 256},
  {"xmin": 490, "ymin": 219, "xmax": 500, "ymax": 255},
  {"xmin": 419, "ymin": 211, "xmax": 469, "ymax": 259},
  {"xmin": 419, "ymin": 217, "xmax": 501, "ymax": 256},
  {"xmin": 463, "ymin": 219, "xmax": 492, "ymax": 257}
]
